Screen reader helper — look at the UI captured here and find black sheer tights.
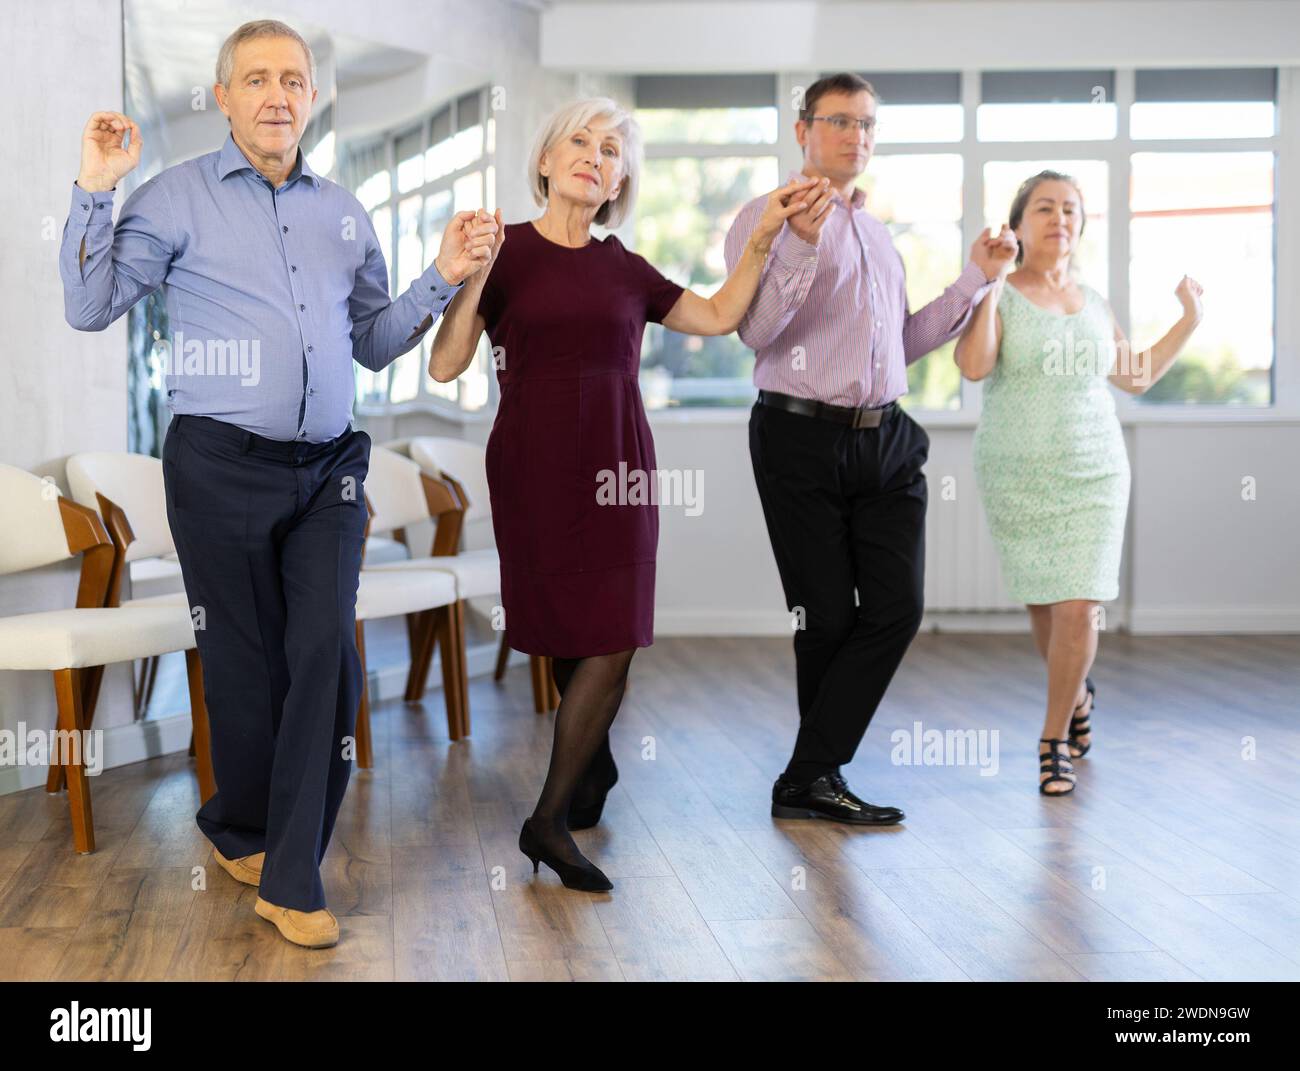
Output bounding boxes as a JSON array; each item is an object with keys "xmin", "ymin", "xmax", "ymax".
[{"xmin": 529, "ymin": 650, "xmax": 633, "ymax": 866}]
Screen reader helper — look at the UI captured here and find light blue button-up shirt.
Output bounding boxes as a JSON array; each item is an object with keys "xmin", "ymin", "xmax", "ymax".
[{"xmin": 60, "ymin": 132, "xmax": 462, "ymax": 442}]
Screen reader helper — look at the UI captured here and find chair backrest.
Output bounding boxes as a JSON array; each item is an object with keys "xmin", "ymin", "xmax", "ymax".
[
  {"xmin": 365, "ymin": 445, "xmax": 435, "ymax": 536},
  {"xmin": 0, "ymin": 464, "xmax": 78, "ymax": 576},
  {"xmin": 66, "ymin": 452, "xmax": 175, "ymax": 561},
  {"xmin": 408, "ymin": 436, "xmax": 490, "ymax": 523},
  {"xmin": 0, "ymin": 463, "xmax": 115, "ymax": 607}
]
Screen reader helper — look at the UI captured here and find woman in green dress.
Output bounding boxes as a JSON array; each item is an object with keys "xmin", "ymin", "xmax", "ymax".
[{"xmin": 956, "ymin": 170, "xmax": 1204, "ymax": 795}]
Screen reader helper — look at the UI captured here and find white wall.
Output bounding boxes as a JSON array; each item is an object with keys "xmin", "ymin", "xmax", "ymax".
[{"xmin": 541, "ymin": 0, "xmax": 1300, "ymax": 72}]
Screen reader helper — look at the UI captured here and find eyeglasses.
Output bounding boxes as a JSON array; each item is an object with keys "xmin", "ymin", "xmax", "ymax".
[{"xmin": 806, "ymin": 114, "xmax": 877, "ymax": 135}]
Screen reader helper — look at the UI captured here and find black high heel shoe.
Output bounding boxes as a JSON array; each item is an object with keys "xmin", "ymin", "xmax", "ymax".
[
  {"xmin": 519, "ymin": 818, "xmax": 613, "ymax": 892},
  {"xmin": 566, "ymin": 753, "xmax": 619, "ymax": 831},
  {"xmin": 1069, "ymin": 676, "xmax": 1095, "ymax": 758}
]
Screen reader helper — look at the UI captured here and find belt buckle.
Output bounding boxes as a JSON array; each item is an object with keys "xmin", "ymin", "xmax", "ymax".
[{"xmin": 852, "ymin": 405, "xmax": 874, "ymax": 430}]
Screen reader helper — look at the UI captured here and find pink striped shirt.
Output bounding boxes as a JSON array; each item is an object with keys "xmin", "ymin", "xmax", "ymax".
[{"xmin": 723, "ymin": 170, "xmax": 993, "ymax": 408}]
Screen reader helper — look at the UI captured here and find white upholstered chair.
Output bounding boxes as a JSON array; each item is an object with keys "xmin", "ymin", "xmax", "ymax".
[
  {"xmin": 401, "ymin": 436, "xmax": 559, "ymax": 715},
  {"xmin": 66, "ymin": 452, "xmax": 187, "ymax": 720},
  {"xmin": 355, "ymin": 446, "xmax": 471, "ymax": 751},
  {"xmin": 0, "ymin": 462, "xmax": 214, "ymax": 853}
]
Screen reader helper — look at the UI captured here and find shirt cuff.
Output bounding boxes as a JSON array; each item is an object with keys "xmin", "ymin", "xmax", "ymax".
[
  {"xmin": 71, "ymin": 181, "xmax": 116, "ymax": 226},
  {"xmin": 955, "ymin": 260, "xmax": 996, "ymax": 302},
  {"xmin": 773, "ymin": 228, "xmax": 819, "ymax": 269},
  {"xmin": 418, "ymin": 258, "xmax": 464, "ymax": 316}
]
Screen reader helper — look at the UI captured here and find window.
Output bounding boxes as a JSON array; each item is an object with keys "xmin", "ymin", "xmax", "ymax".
[
  {"xmin": 864, "ymin": 154, "xmax": 965, "ymax": 410},
  {"xmin": 339, "ymin": 87, "xmax": 495, "ymax": 415},
  {"xmin": 1131, "ymin": 152, "xmax": 1274, "ymax": 405},
  {"xmin": 871, "ymin": 71, "xmax": 963, "ymax": 144},
  {"xmin": 855, "ymin": 72, "xmax": 965, "ymax": 409},
  {"xmin": 635, "ymin": 75, "xmax": 779, "ymax": 408},
  {"xmin": 978, "ymin": 71, "xmax": 1118, "ymax": 141},
  {"xmin": 1131, "ymin": 68, "xmax": 1276, "ymax": 140}
]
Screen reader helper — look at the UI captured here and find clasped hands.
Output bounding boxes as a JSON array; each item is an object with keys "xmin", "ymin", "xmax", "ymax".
[
  {"xmin": 970, "ymin": 225, "xmax": 1019, "ymax": 282},
  {"xmin": 435, "ymin": 207, "xmax": 506, "ymax": 286}
]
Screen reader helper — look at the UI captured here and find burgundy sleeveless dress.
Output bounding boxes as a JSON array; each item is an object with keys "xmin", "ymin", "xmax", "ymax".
[{"xmin": 478, "ymin": 221, "xmax": 685, "ymax": 657}]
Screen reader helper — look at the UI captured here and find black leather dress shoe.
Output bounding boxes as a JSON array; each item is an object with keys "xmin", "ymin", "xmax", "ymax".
[{"xmin": 771, "ymin": 773, "xmax": 905, "ymax": 825}]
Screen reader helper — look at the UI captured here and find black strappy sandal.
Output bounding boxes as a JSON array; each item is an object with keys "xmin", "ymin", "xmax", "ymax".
[
  {"xmin": 1069, "ymin": 676, "xmax": 1095, "ymax": 758},
  {"xmin": 1038, "ymin": 738, "xmax": 1077, "ymax": 796}
]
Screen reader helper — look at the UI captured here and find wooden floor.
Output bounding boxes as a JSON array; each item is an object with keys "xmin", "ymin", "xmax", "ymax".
[{"xmin": 2, "ymin": 631, "xmax": 1298, "ymax": 981}]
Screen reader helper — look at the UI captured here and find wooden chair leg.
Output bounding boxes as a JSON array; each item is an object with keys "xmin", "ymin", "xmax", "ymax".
[
  {"xmin": 140, "ymin": 653, "xmax": 161, "ymax": 716},
  {"xmin": 404, "ymin": 610, "xmax": 419, "ymax": 662},
  {"xmin": 132, "ymin": 657, "xmax": 145, "ymax": 717},
  {"xmin": 184, "ymin": 648, "xmax": 217, "ymax": 804},
  {"xmin": 493, "ymin": 630, "xmax": 510, "ymax": 682},
  {"xmin": 354, "ymin": 621, "xmax": 374, "ymax": 769},
  {"xmin": 82, "ymin": 664, "xmax": 106, "ymax": 726},
  {"xmin": 402, "ymin": 610, "xmax": 425, "ymax": 699},
  {"xmin": 404, "ymin": 609, "xmax": 437, "ymax": 702},
  {"xmin": 529, "ymin": 655, "xmax": 548, "ymax": 715},
  {"xmin": 52, "ymin": 668, "xmax": 94, "ymax": 853},
  {"xmin": 546, "ymin": 657, "xmax": 560, "ymax": 710},
  {"xmin": 452, "ymin": 600, "xmax": 471, "ymax": 737},
  {"xmin": 434, "ymin": 606, "xmax": 465, "ymax": 740}
]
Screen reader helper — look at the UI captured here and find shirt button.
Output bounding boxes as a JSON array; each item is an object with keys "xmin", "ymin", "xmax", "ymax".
[
  {"xmin": 307, "ymin": 345, "xmax": 313, "ymax": 353},
  {"xmin": 282, "ymin": 225, "xmax": 289, "ymax": 233},
  {"xmin": 291, "ymin": 265, "xmax": 298, "ymax": 272},
  {"xmin": 298, "ymin": 304, "xmax": 305, "ymax": 311}
]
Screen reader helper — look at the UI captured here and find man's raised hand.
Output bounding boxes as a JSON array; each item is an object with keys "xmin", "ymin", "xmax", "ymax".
[{"xmin": 78, "ymin": 112, "xmax": 142, "ymax": 193}]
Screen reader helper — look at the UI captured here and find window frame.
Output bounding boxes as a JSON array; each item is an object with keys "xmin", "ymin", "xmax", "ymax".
[{"xmin": 346, "ymin": 86, "xmax": 497, "ymax": 424}]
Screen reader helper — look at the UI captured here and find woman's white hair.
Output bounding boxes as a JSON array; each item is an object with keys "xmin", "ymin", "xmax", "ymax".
[
  {"xmin": 216, "ymin": 19, "xmax": 316, "ymax": 90},
  {"xmin": 527, "ymin": 97, "xmax": 642, "ymax": 229}
]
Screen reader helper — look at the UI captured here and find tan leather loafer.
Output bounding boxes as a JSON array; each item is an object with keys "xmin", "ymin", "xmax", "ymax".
[
  {"xmin": 213, "ymin": 848, "xmax": 265, "ymax": 886},
  {"xmin": 254, "ymin": 896, "xmax": 340, "ymax": 948}
]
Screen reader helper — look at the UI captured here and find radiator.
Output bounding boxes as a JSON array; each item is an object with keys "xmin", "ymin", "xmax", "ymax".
[{"xmin": 922, "ymin": 459, "xmax": 1021, "ymax": 612}]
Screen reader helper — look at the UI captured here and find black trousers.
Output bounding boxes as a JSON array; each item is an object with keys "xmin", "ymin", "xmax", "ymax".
[
  {"xmin": 161, "ymin": 413, "xmax": 371, "ymax": 911},
  {"xmin": 748, "ymin": 399, "xmax": 928, "ymax": 784}
]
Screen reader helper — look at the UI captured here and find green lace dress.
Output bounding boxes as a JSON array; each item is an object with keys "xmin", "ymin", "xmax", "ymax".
[{"xmin": 972, "ymin": 281, "xmax": 1130, "ymax": 605}]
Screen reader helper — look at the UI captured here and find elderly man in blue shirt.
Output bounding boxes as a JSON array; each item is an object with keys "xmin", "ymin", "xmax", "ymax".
[{"xmin": 60, "ymin": 19, "xmax": 500, "ymax": 949}]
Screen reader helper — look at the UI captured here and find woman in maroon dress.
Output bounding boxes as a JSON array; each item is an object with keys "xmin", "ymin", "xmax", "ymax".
[{"xmin": 430, "ymin": 97, "xmax": 823, "ymax": 891}]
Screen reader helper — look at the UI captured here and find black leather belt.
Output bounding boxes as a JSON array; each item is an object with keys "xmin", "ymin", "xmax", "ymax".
[{"xmin": 757, "ymin": 389, "xmax": 897, "ymax": 429}]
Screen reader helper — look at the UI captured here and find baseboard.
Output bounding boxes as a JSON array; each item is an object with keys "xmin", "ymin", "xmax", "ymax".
[
  {"xmin": 0, "ymin": 707, "xmax": 195, "ymax": 795},
  {"xmin": 652, "ymin": 608, "xmax": 1040, "ymax": 635},
  {"xmin": 1126, "ymin": 605, "xmax": 1300, "ymax": 634}
]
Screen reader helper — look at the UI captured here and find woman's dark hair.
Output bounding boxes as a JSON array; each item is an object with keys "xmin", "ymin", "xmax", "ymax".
[
  {"xmin": 1008, "ymin": 170, "xmax": 1086, "ymax": 265},
  {"xmin": 799, "ymin": 72, "xmax": 878, "ymax": 123}
]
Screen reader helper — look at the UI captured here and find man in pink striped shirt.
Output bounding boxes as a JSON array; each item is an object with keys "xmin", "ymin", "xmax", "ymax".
[{"xmin": 724, "ymin": 72, "xmax": 1016, "ymax": 825}]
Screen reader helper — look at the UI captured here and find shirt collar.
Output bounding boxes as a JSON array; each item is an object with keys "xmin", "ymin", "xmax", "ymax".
[
  {"xmin": 218, "ymin": 130, "xmax": 320, "ymax": 190},
  {"xmin": 787, "ymin": 170, "xmax": 866, "ymax": 211}
]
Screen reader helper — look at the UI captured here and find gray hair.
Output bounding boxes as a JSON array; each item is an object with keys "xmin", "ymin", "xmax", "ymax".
[
  {"xmin": 215, "ymin": 19, "xmax": 316, "ymax": 90},
  {"xmin": 528, "ymin": 97, "xmax": 642, "ymax": 229}
]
